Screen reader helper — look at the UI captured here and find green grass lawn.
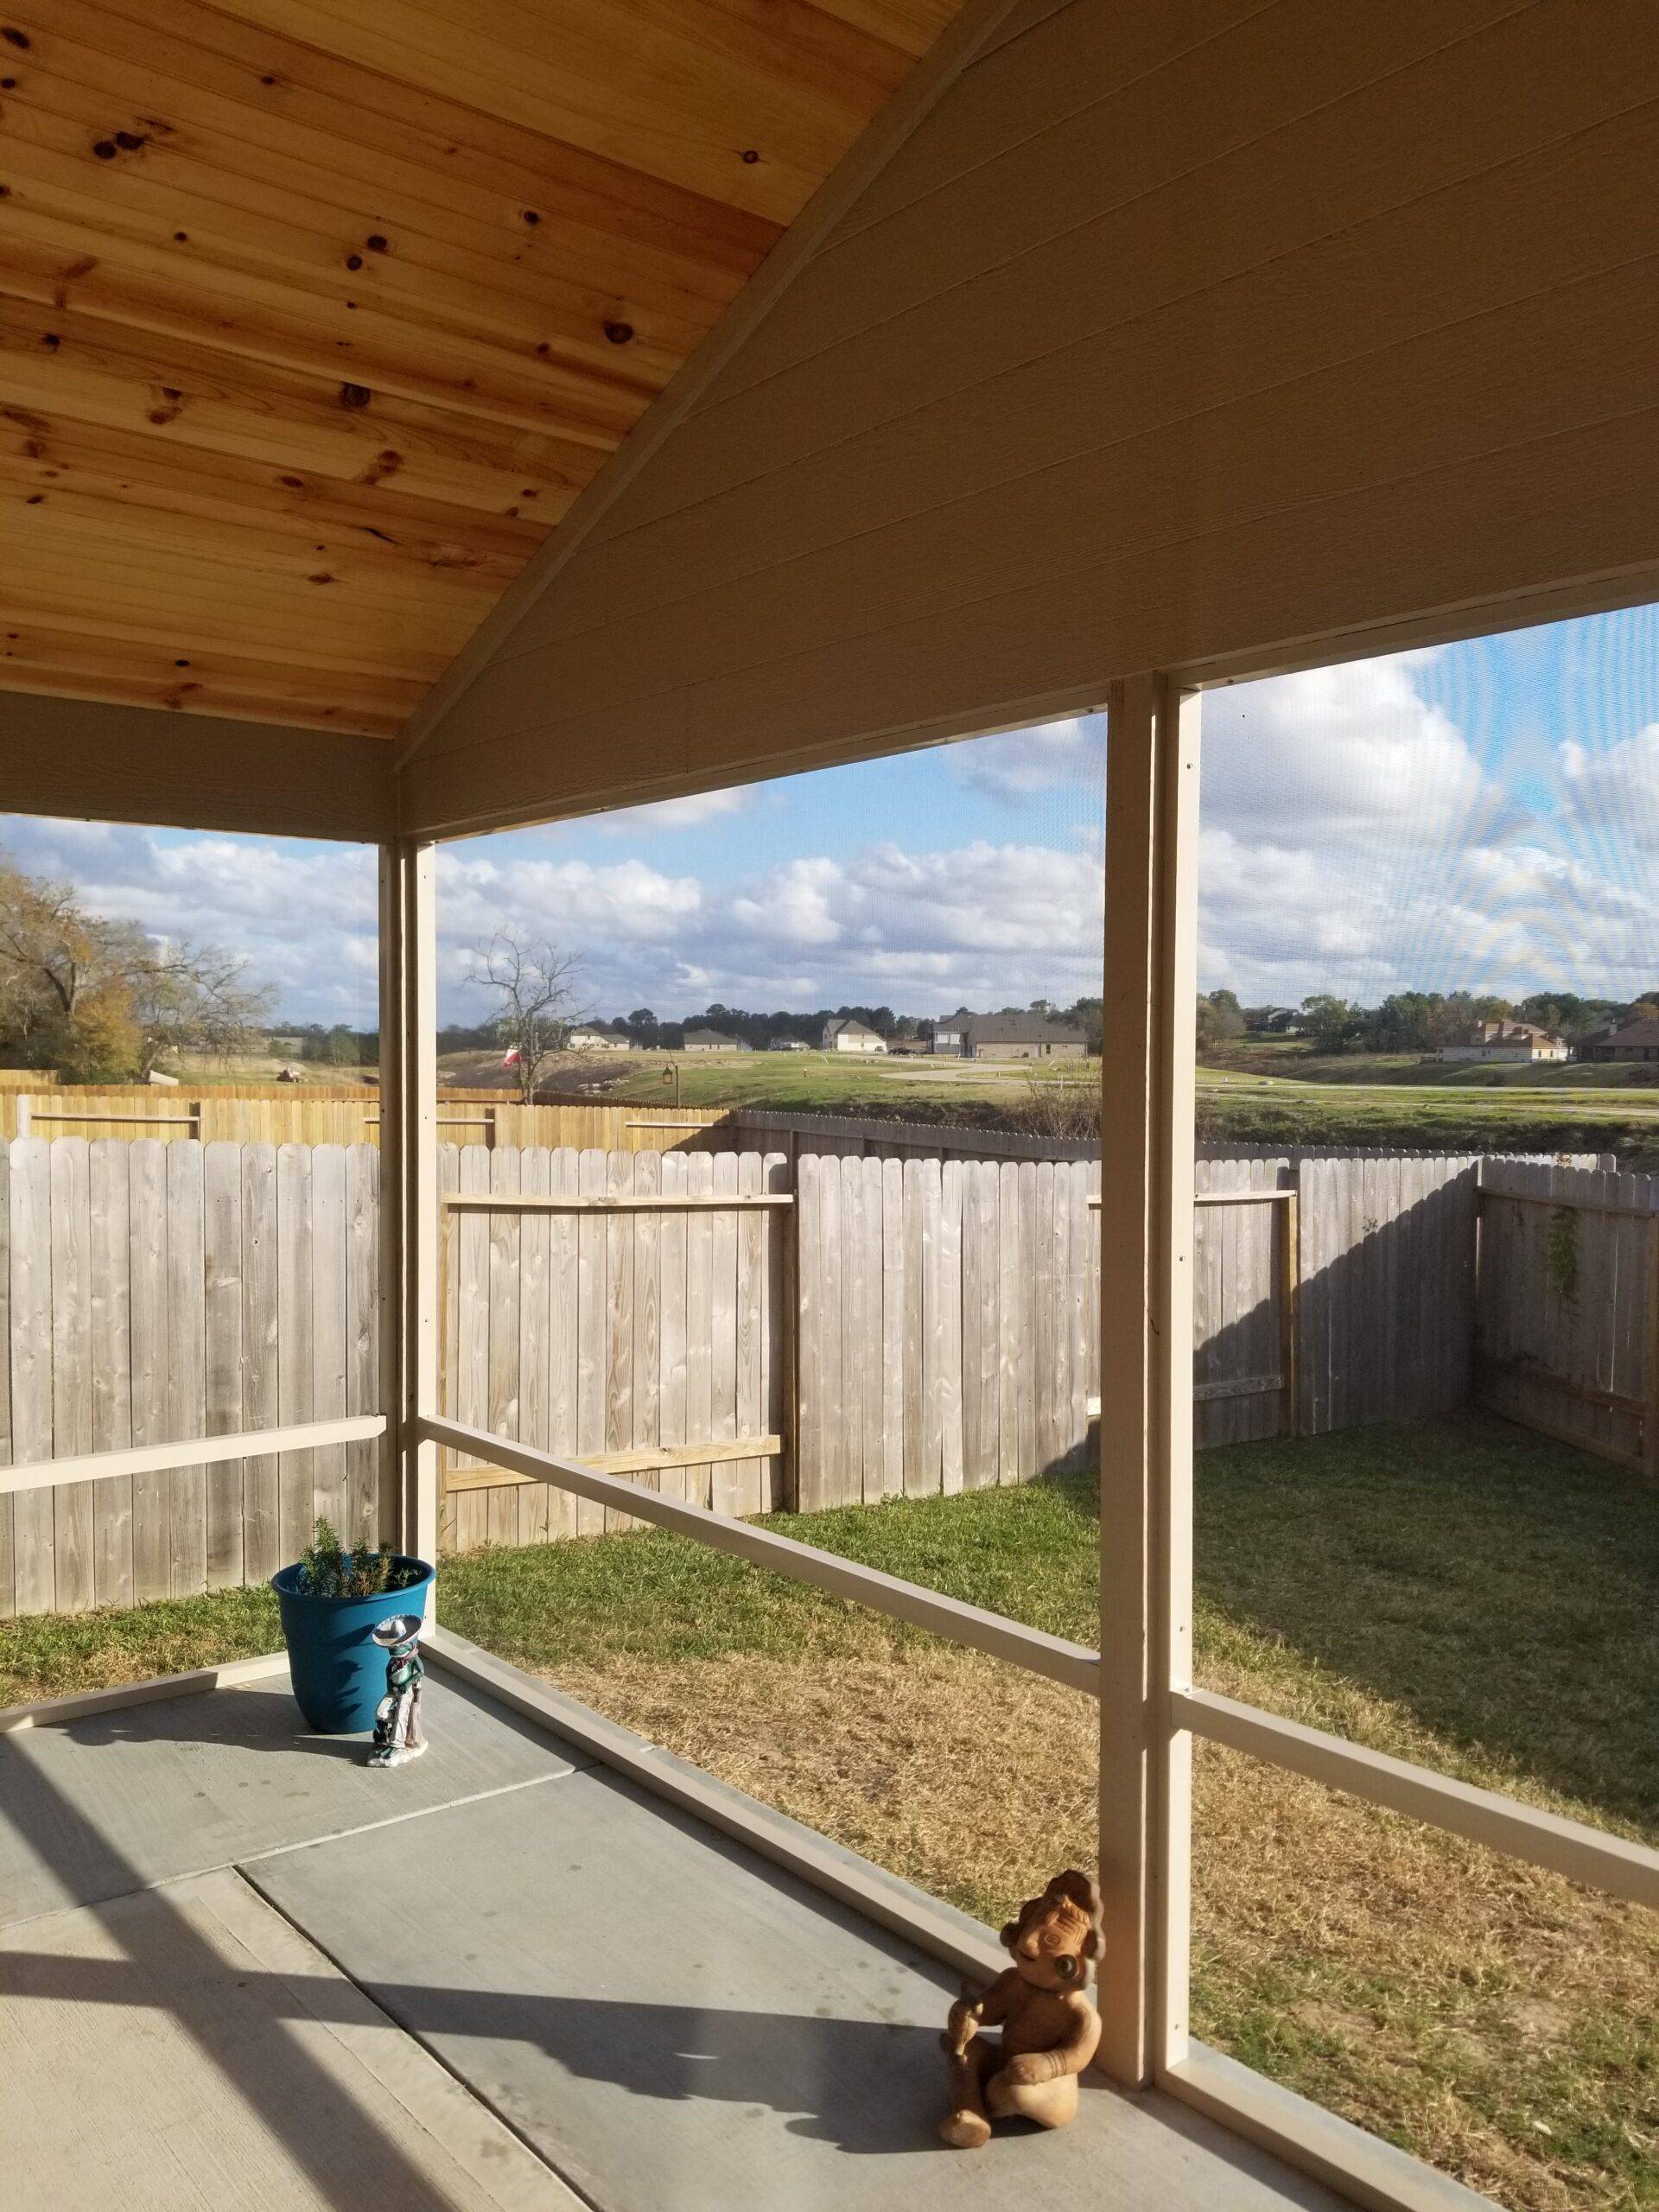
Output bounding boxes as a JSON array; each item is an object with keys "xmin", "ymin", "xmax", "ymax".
[
  {"xmin": 579, "ymin": 1046, "xmax": 1098, "ymax": 1117},
  {"xmin": 2, "ymin": 1418, "xmax": 1653, "ymax": 2209},
  {"xmin": 583, "ymin": 1043, "xmax": 1658, "ymax": 1156}
]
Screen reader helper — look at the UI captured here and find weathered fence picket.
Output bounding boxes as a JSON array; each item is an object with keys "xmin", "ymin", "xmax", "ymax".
[
  {"xmin": 436, "ymin": 1143, "xmax": 792, "ymax": 1545},
  {"xmin": 0, "ymin": 1137, "xmax": 383, "ymax": 1618}
]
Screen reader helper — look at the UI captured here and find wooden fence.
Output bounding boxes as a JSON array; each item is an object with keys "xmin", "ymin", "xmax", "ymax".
[
  {"xmin": 1476, "ymin": 1157, "xmax": 1659, "ymax": 1472},
  {"xmin": 795, "ymin": 1153, "xmax": 1099, "ymax": 1505},
  {"xmin": 435, "ymin": 1144, "xmax": 791, "ymax": 1553},
  {"xmin": 1, "ymin": 1084, "xmax": 728, "ymax": 1151},
  {"xmin": 0, "ymin": 1137, "xmax": 383, "ymax": 1619},
  {"xmin": 0, "ymin": 1137, "xmax": 1635, "ymax": 1616}
]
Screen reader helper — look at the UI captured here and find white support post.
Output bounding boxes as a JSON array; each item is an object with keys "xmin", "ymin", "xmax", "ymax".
[
  {"xmin": 1096, "ymin": 674, "xmax": 1199, "ymax": 2086},
  {"xmin": 380, "ymin": 841, "xmax": 439, "ymax": 1576}
]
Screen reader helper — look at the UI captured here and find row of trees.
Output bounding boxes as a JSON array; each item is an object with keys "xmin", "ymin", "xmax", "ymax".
[
  {"xmin": 1199, "ymin": 988, "xmax": 1654, "ymax": 1058},
  {"xmin": 0, "ymin": 857, "xmax": 273, "ymax": 1084},
  {"xmin": 610, "ymin": 994, "xmax": 1105, "ymax": 1054}
]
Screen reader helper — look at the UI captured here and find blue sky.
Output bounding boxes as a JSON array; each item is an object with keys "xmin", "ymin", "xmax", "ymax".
[{"xmin": 5, "ymin": 605, "xmax": 1658, "ymax": 1026}]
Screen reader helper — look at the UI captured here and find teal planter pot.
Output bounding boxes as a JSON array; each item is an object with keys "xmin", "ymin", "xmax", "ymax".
[{"xmin": 271, "ymin": 1559, "xmax": 435, "ymax": 1733}]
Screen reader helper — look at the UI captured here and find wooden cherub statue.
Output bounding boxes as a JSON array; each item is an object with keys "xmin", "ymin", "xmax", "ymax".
[{"xmin": 940, "ymin": 1869, "xmax": 1103, "ymax": 2148}]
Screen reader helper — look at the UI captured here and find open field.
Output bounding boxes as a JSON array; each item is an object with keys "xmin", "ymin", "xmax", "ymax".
[
  {"xmin": 131, "ymin": 1045, "xmax": 1659, "ymax": 1158},
  {"xmin": 1207, "ymin": 1039, "xmax": 1659, "ymax": 1091},
  {"xmin": 1195, "ymin": 1065, "xmax": 1659, "ymax": 1158},
  {"xmin": 169, "ymin": 1052, "xmax": 378, "ymax": 1086},
  {"xmin": 4, "ymin": 1418, "xmax": 1652, "ymax": 2210},
  {"xmin": 588, "ymin": 1046, "xmax": 1659, "ymax": 1155}
]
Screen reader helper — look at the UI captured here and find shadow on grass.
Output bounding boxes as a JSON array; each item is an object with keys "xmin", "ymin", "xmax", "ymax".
[{"xmin": 1193, "ymin": 1414, "xmax": 1659, "ymax": 1839}]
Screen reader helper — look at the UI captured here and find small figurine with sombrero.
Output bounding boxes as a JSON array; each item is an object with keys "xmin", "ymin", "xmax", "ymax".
[{"xmin": 366, "ymin": 1612, "xmax": 427, "ymax": 1768}]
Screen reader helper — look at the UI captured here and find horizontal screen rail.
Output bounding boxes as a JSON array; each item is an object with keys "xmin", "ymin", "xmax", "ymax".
[
  {"xmin": 419, "ymin": 1414, "xmax": 1099, "ymax": 1695},
  {"xmin": 0, "ymin": 1414, "xmax": 388, "ymax": 1499},
  {"xmin": 1086, "ymin": 1190, "xmax": 1291, "ymax": 1208},
  {"xmin": 1174, "ymin": 1687, "xmax": 1659, "ymax": 1914},
  {"xmin": 441, "ymin": 1192, "xmax": 792, "ymax": 1214}
]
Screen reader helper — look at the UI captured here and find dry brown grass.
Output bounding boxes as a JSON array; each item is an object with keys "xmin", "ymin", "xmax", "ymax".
[
  {"xmin": 546, "ymin": 1641, "xmax": 1657, "ymax": 2212},
  {"xmin": 555, "ymin": 1648, "xmax": 1098, "ymax": 1925}
]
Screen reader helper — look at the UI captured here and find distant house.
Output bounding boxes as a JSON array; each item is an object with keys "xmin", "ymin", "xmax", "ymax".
[
  {"xmin": 1437, "ymin": 1020, "xmax": 1567, "ymax": 1064},
  {"xmin": 822, "ymin": 1017, "xmax": 887, "ymax": 1053},
  {"xmin": 682, "ymin": 1027, "xmax": 747, "ymax": 1052},
  {"xmin": 1574, "ymin": 1018, "xmax": 1659, "ymax": 1064},
  {"xmin": 934, "ymin": 1010, "xmax": 1088, "ymax": 1060},
  {"xmin": 567, "ymin": 1027, "xmax": 633, "ymax": 1052},
  {"xmin": 766, "ymin": 1037, "xmax": 810, "ymax": 1052}
]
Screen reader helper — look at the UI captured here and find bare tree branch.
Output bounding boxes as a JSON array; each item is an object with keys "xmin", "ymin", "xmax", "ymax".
[{"xmin": 466, "ymin": 931, "xmax": 589, "ymax": 1104}]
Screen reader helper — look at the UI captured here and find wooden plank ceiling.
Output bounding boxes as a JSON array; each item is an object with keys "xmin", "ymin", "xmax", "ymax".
[{"xmin": 0, "ymin": 0, "xmax": 960, "ymax": 736}]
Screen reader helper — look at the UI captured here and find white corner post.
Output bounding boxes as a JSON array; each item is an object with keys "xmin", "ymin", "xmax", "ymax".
[
  {"xmin": 1096, "ymin": 674, "xmax": 1199, "ymax": 2086},
  {"xmin": 379, "ymin": 840, "xmax": 440, "ymax": 1578}
]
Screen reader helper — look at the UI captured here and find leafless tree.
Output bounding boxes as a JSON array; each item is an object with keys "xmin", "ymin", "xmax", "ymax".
[
  {"xmin": 123, "ymin": 935, "xmax": 275, "ymax": 1078},
  {"xmin": 467, "ymin": 931, "xmax": 588, "ymax": 1103}
]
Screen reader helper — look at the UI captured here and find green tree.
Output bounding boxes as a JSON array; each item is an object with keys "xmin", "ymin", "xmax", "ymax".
[{"xmin": 1300, "ymin": 994, "xmax": 1364, "ymax": 1053}]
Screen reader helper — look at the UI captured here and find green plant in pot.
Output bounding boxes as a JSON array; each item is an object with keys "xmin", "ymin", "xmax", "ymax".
[{"xmin": 272, "ymin": 1516, "xmax": 434, "ymax": 1733}]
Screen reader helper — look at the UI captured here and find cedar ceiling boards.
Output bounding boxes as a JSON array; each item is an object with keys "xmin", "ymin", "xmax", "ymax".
[
  {"xmin": 399, "ymin": 0, "xmax": 1659, "ymax": 839},
  {"xmin": 0, "ymin": 0, "xmax": 961, "ymax": 747}
]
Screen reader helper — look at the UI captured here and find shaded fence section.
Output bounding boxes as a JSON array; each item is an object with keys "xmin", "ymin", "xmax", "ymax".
[
  {"xmin": 792, "ymin": 1152, "xmax": 1495, "ymax": 1498},
  {"xmin": 1476, "ymin": 1157, "xmax": 1659, "ymax": 1472},
  {"xmin": 0, "ymin": 1137, "xmax": 383, "ymax": 1619}
]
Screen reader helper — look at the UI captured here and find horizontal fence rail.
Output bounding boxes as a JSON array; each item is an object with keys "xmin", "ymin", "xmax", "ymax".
[
  {"xmin": 0, "ymin": 1414, "xmax": 388, "ymax": 1499},
  {"xmin": 1173, "ymin": 1687, "xmax": 1659, "ymax": 1915},
  {"xmin": 0, "ymin": 1135, "xmax": 386, "ymax": 1617},
  {"xmin": 423, "ymin": 1411, "xmax": 1658, "ymax": 1918},
  {"xmin": 421, "ymin": 1413, "xmax": 1100, "ymax": 1696}
]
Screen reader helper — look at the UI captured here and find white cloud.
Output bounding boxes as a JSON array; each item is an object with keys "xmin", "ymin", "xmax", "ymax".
[
  {"xmin": 717, "ymin": 838, "xmax": 1103, "ymax": 1010},
  {"xmin": 592, "ymin": 786, "xmax": 755, "ymax": 835},
  {"xmin": 7, "ymin": 638, "xmax": 1659, "ymax": 1029},
  {"xmin": 950, "ymin": 715, "xmax": 1105, "ymax": 802},
  {"xmin": 1202, "ymin": 658, "xmax": 1503, "ymax": 849},
  {"xmin": 1198, "ymin": 652, "xmax": 1659, "ymax": 1003},
  {"xmin": 1557, "ymin": 722, "xmax": 1659, "ymax": 855}
]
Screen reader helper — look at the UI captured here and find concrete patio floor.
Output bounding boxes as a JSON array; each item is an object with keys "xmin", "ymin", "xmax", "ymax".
[{"xmin": 0, "ymin": 1664, "xmax": 1352, "ymax": 2212}]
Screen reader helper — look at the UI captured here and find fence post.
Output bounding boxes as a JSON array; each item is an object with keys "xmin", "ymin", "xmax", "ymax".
[
  {"xmin": 1646, "ymin": 1214, "xmax": 1659, "ymax": 1482},
  {"xmin": 1281, "ymin": 1177, "xmax": 1301, "ymax": 1440},
  {"xmin": 780, "ymin": 1154, "xmax": 800, "ymax": 1509}
]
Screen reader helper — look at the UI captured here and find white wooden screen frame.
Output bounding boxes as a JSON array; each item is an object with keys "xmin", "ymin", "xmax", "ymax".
[{"xmin": 373, "ymin": 674, "xmax": 1657, "ymax": 2212}]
